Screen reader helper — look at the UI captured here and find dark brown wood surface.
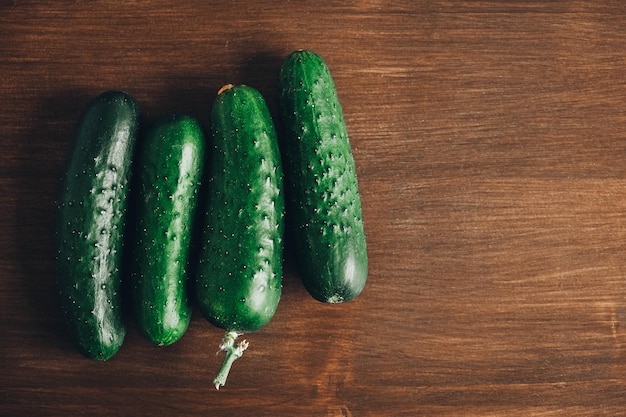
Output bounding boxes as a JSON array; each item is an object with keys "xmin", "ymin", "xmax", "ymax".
[{"xmin": 3, "ymin": 1, "xmax": 626, "ymax": 415}]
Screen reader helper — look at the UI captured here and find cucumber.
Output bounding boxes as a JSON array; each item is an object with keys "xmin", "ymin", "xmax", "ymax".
[
  {"xmin": 55, "ymin": 90, "xmax": 140, "ymax": 360},
  {"xmin": 129, "ymin": 114, "xmax": 205, "ymax": 346},
  {"xmin": 196, "ymin": 84, "xmax": 284, "ymax": 389},
  {"xmin": 278, "ymin": 50, "xmax": 368, "ymax": 303}
]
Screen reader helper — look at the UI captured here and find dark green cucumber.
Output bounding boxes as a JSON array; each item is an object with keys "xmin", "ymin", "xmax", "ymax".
[
  {"xmin": 278, "ymin": 49, "xmax": 368, "ymax": 303},
  {"xmin": 130, "ymin": 115, "xmax": 205, "ymax": 346},
  {"xmin": 196, "ymin": 84, "xmax": 284, "ymax": 389},
  {"xmin": 56, "ymin": 90, "xmax": 140, "ymax": 360}
]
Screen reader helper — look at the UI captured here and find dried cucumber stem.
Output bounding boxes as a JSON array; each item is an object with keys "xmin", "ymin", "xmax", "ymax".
[
  {"xmin": 213, "ymin": 330, "xmax": 249, "ymax": 390},
  {"xmin": 217, "ymin": 83, "xmax": 234, "ymax": 95}
]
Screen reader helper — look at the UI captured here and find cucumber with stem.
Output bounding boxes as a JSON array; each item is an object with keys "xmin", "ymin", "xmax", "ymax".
[{"xmin": 196, "ymin": 84, "xmax": 284, "ymax": 389}]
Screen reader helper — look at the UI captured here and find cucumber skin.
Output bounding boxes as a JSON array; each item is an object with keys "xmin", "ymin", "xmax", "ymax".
[
  {"xmin": 56, "ymin": 91, "xmax": 140, "ymax": 360},
  {"xmin": 196, "ymin": 85, "xmax": 284, "ymax": 333},
  {"xmin": 278, "ymin": 50, "xmax": 368, "ymax": 303},
  {"xmin": 130, "ymin": 115, "xmax": 205, "ymax": 346}
]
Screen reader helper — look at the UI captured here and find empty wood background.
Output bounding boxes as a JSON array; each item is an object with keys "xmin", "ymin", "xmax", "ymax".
[{"xmin": 2, "ymin": 1, "xmax": 626, "ymax": 416}]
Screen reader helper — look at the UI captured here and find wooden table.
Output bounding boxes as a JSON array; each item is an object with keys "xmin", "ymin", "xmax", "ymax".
[{"xmin": 3, "ymin": 2, "xmax": 626, "ymax": 415}]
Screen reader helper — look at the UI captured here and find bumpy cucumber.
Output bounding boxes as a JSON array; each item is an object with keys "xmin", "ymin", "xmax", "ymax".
[
  {"xmin": 278, "ymin": 50, "xmax": 368, "ymax": 303},
  {"xmin": 196, "ymin": 84, "xmax": 284, "ymax": 389},
  {"xmin": 56, "ymin": 91, "xmax": 140, "ymax": 360},
  {"xmin": 129, "ymin": 115, "xmax": 205, "ymax": 346}
]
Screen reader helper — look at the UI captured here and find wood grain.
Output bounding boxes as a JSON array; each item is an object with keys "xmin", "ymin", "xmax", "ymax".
[{"xmin": 3, "ymin": 1, "xmax": 626, "ymax": 416}]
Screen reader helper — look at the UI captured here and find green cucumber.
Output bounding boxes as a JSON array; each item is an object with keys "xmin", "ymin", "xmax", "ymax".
[
  {"xmin": 129, "ymin": 115, "xmax": 205, "ymax": 346},
  {"xmin": 196, "ymin": 84, "xmax": 284, "ymax": 389},
  {"xmin": 278, "ymin": 49, "xmax": 368, "ymax": 303},
  {"xmin": 56, "ymin": 90, "xmax": 140, "ymax": 360}
]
